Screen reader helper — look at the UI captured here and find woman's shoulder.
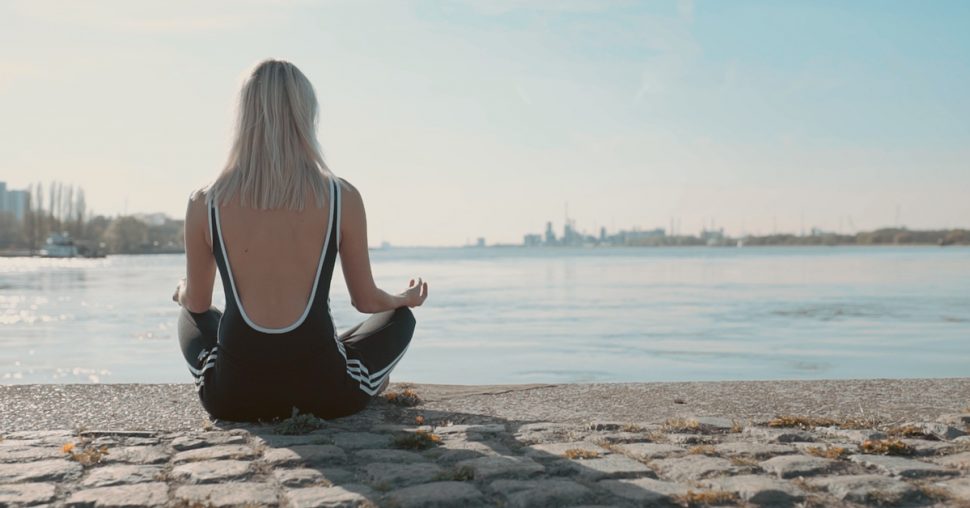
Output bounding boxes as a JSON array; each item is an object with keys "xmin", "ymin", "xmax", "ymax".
[
  {"xmin": 184, "ymin": 185, "xmax": 213, "ymax": 223},
  {"xmin": 334, "ymin": 175, "xmax": 361, "ymax": 203}
]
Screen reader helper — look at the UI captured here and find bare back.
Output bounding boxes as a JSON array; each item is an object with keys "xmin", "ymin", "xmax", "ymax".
[{"xmin": 215, "ymin": 188, "xmax": 332, "ymax": 329}]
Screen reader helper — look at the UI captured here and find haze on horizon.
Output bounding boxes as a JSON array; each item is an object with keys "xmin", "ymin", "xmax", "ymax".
[{"xmin": 1, "ymin": 0, "xmax": 968, "ymax": 247}]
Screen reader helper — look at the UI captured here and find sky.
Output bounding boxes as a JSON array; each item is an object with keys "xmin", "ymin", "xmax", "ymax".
[{"xmin": 1, "ymin": 0, "xmax": 968, "ymax": 246}]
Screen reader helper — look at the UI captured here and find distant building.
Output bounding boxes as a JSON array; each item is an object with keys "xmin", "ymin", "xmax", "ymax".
[
  {"xmin": 544, "ymin": 222, "xmax": 556, "ymax": 245},
  {"xmin": 0, "ymin": 182, "xmax": 30, "ymax": 222},
  {"xmin": 476, "ymin": 237, "xmax": 486, "ymax": 247},
  {"xmin": 132, "ymin": 212, "xmax": 169, "ymax": 226},
  {"xmin": 523, "ymin": 233, "xmax": 542, "ymax": 247}
]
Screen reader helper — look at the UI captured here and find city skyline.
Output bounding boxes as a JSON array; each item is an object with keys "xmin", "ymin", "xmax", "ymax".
[{"xmin": 2, "ymin": 1, "xmax": 969, "ymax": 246}]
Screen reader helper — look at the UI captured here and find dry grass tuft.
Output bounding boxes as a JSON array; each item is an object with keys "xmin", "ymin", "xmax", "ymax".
[
  {"xmin": 563, "ymin": 448, "xmax": 600, "ymax": 459},
  {"xmin": 804, "ymin": 446, "xmax": 849, "ymax": 459},
  {"xmin": 859, "ymin": 438, "xmax": 914, "ymax": 456},
  {"xmin": 676, "ymin": 490, "xmax": 739, "ymax": 507},
  {"xmin": 663, "ymin": 418, "xmax": 701, "ymax": 433},
  {"xmin": 392, "ymin": 430, "xmax": 441, "ymax": 450},
  {"xmin": 622, "ymin": 423, "xmax": 643, "ymax": 433},
  {"xmin": 916, "ymin": 483, "xmax": 952, "ymax": 503},
  {"xmin": 434, "ymin": 465, "xmax": 475, "ymax": 481},
  {"xmin": 768, "ymin": 415, "xmax": 872, "ymax": 430},
  {"xmin": 383, "ymin": 388, "xmax": 422, "ymax": 407},
  {"xmin": 887, "ymin": 424, "xmax": 928, "ymax": 439},
  {"xmin": 729, "ymin": 456, "xmax": 759, "ymax": 467},
  {"xmin": 62, "ymin": 441, "xmax": 109, "ymax": 466},
  {"xmin": 687, "ymin": 445, "xmax": 717, "ymax": 456},
  {"xmin": 729, "ymin": 420, "xmax": 743, "ymax": 433},
  {"xmin": 273, "ymin": 413, "xmax": 326, "ymax": 435}
]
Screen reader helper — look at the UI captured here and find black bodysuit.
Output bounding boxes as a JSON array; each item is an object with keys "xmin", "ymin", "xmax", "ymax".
[{"xmin": 177, "ymin": 176, "xmax": 415, "ymax": 421}]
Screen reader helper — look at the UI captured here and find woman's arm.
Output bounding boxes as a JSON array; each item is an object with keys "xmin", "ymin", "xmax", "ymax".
[
  {"xmin": 338, "ymin": 179, "xmax": 428, "ymax": 313},
  {"xmin": 175, "ymin": 191, "xmax": 217, "ymax": 313}
]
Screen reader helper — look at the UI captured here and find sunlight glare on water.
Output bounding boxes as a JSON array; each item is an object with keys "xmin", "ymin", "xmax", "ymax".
[{"xmin": 1, "ymin": 247, "xmax": 968, "ymax": 384}]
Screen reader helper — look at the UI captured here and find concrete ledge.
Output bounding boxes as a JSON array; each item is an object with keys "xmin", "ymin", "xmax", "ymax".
[{"xmin": 2, "ymin": 378, "xmax": 968, "ymax": 431}]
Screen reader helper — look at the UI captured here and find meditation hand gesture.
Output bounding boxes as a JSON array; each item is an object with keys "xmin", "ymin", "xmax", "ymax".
[{"xmin": 402, "ymin": 278, "xmax": 429, "ymax": 308}]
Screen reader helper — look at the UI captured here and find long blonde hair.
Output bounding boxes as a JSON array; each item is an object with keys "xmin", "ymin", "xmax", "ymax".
[{"xmin": 210, "ymin": 59, "xmax": 331, "ymax": 210}]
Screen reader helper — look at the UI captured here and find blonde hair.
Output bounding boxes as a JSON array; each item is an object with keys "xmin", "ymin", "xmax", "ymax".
[{"xmin": 210, "ymin": 59, "xmax": 332, "ymax": 210}]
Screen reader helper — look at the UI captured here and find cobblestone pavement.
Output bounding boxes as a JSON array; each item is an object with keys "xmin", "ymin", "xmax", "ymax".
[{"xmin": 1, "ymin": 393, "xmax": 969, "ymax": 507}]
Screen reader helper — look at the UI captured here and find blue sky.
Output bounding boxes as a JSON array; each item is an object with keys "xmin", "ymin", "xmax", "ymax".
[{"xmin": 1, "ymin": 0, "xmax": 968, "ymax": 245}]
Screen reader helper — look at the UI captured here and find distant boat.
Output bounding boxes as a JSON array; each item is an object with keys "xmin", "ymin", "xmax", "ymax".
[{"xmin": 39, "ymin": 233, "xmax": 79, "ymax": 258}]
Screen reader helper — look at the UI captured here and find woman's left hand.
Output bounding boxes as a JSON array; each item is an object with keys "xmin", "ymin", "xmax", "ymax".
[{"xmin": 173, "ymin": 278, "xmax": 186, "ymax": 305}]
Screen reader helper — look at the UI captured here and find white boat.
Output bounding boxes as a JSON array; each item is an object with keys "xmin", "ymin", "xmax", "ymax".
[{"xmin": 39, "ymin": 233, "xmax": 79, "ymax": 258}]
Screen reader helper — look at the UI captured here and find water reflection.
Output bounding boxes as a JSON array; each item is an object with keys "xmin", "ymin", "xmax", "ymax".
[{"xmin": 0, "ymin": 247, "xmax": 969, "ymax": 384}]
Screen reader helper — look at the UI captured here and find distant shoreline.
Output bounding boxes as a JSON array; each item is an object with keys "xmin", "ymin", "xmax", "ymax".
[{"xmin": 3, "ymin": 243, "xmax": 970, "ymax": 258}]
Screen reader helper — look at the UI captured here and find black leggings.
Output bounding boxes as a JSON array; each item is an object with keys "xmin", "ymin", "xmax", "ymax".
[{"xmin": 177, "ymin": 306, "xmax": 415, "ymax": 421}]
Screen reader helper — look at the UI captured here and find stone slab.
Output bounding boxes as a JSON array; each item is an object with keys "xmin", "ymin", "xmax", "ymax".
[
  {"xmin": 806, "ymin": 474, "xmax": 918, "ymax": 504},
  {"xmin": 651, "ymin": 455, "xmax": 738, "ymax": 481},
  {"xmin": 174, "ymin": 482, "xmax": 279, "ymax": 507},
  {"xmin": 170, "ymin": 460, "xmax": 251, "ymax": 484},
  {"xmin": 67, "ymin": 482, "xmax": 169, "ymax": 507},
  {"xmin": 384, "ymin": 481, "xmax": 484, "ymax": 508},
  {"xmin": 0, "ymin": 483, "xmax": 57, "ymax": 505},
  {"xmin": 759, "ymin": 455, "xmax": 837, "ymax": 479},
  {"xmin": 80, "ymin": 464, "xmax": 164, "ymax": 487},
  {"xmin": 286, "ymin": 484, "xmax": 377, "ymax": 508},
  {"xmin": 849, "ymin": 454, "xmax": 960, "ymax": 478}
]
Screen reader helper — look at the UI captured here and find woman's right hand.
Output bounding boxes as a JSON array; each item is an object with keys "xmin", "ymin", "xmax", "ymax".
[{"xmin": 402, "ymin": 278, "xmax": 429, "ymax": 308}]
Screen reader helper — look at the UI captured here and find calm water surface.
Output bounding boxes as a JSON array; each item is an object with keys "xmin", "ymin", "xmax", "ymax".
[{"xmin": 1, "ymin": 247, "xmax": 968, "ymax": 384}]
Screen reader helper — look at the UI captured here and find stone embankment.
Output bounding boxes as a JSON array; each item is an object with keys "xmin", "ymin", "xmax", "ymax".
[{"xmin": 1, "ymin": 380, "xmax": 969, "ymax": 507}]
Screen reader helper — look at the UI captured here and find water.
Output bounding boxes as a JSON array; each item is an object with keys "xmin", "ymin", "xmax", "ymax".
[{"xmin": 1, "ymin": 247, "xmax": 968, "ymax": 385}]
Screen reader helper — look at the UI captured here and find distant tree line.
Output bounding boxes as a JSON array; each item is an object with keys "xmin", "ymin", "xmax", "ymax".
[
  {"xmin": 623, "ymin": 228, "xmax": 970, "ymax": 247},
  {"xmin": 0, "ymin": 181, "xmax": 184, "ymax": 254}
]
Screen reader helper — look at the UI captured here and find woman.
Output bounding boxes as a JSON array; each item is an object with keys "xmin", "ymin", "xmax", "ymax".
[{"xmin": 173, "ymin": 59, "xmax": 428, "ymax": 422}]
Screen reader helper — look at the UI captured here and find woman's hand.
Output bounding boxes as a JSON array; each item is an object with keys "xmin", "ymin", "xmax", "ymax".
[
  {"xmin": 173, "ymin": 278, "xmax": 186, "ymax": 305},
  {"xmin": 401, "ymin": 278, "xmax": 429, "ymax": 308}
]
